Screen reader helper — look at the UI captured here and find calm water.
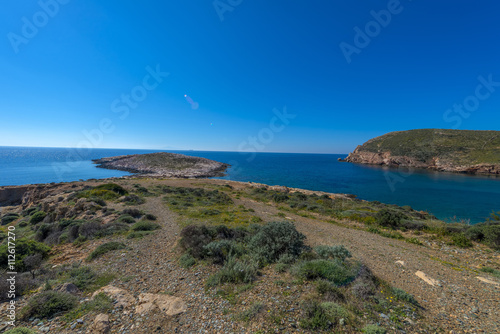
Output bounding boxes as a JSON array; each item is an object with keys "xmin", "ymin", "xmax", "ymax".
[{"xmin": 1, "ymin": 146, "xmax": 499, "ymax": 224}]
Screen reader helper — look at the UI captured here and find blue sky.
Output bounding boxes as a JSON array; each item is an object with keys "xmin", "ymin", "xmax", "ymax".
[{"xmin": 1, "ymin": 0, "xmax": 500, "ymax": 153}]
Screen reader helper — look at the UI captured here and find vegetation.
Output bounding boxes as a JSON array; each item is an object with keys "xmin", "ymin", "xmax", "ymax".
[
  {"xmin": 0, "ymin": 238, "xmax": 50, "ymax": 272},
  {"xmin": 355, "ymin": 129, "xmax": 500, "ymax": 165},
  {"xmin": 86, "ymin": 241, "xmax": 126, "ymax": 261},
  {"xmin": 66, "ymin": 265, "xmax": 114, "ymax": 292},
  {"xmin": 20, "ymin": 290, "xmax": 78, "ymax": 320},
  {"xmin": 77, "ymin": 183, "xmax": 128, "ymax": 200}
]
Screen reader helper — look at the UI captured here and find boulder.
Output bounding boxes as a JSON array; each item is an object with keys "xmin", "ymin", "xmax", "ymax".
[
  {"xmin": 136, "ymin": 293, "xmax": 186, "ymax": 316},
  {"xmin": 55, "ymin": 283, "xmax": 80, "ymax": 295},
  {"xmin": 90, "ymin": 313, "xmax": 110, "ymax": 334}
]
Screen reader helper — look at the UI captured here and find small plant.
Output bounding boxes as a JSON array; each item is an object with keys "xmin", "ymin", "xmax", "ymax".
[
  {"xmin": 375, "ymin": 209, "xmax": 404, "ymax": 228},
  {"xmin": 392, "ymin": 287, "xmax": 419, "ymax": 306},
  {"xmin": 238, "ymin": 302, "xmax": 264, "ymax": 322},
  {"xmin": 116, "ymin": 214, "xmax": 136, "ymax": 224},
  {"xmin": 87, "ymin": 242, "xmax": 126, "ymax": 261},
  {"xmin": 1, "ymin": 213, "xmax": 19, "ymax": 225},
  {"xmin": 145, "ymin": 213, "xmax": 157, "ymax": 220},
  {"xmin": 206, "ymin": 256, "xmax": 258, "ymax": 287},
  {"xmin": 179, "ymin": 253, "xmax": 196, "ymax": 268},
  {"xmin": 362, "ymin": 324, "xmax": 387, "ymax": 334},
  {"xmin": 406, "ymin": 237, "xmax": 423, "ymax": 245},
  {"xmin": 122, "ymin": 208, "xmax": 143, "ymax": 218},
  {"xmin": 29, "ymin": 211, "xmax": 47, "ymax": 225},
  {"xmin": 315, "ymin": 280, "xmax": 345, "ymax": 302},
  {"xmin": 299, "ymin": 299, "xmax": 330, "ymax": 330},
  {"xmin": 293, "ymin": 259, "xmax": 357, "ymax": 286},
  {"xmin": 131, "ymin": 221, "xmax": 160, "ymax": 232},
  {"xmin": 450, "ymin": 233, "xmax": 473, "ymax": 248},
  {"xmin": 479, "ymin": 266, "xmax": 500, "ymax": 279},
  {"xmin": 314, "ymin": 245, "xmax": 351, "ymax": 261},
  {"xmin": 20, "ymin": 291, "xmax": 78, "ymax": 319},
  {"xmin": 67, "ymin": 266, "xmax": 114, "ymax": 292},
  {"xmin": 63, "ymin": 292, "xmax": 113, "ymax": 321},
  {"xmin": 4, "ymin": 328, "xmax": 37, "ymax": 334},
  {"xmin": 122, "ymin": 194, "xmax": 145, "ymax": 205}
]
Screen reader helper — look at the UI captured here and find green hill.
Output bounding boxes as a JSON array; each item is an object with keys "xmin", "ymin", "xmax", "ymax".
[{"xmin": 345, "ymin": 129, "xmax": 500, "ymax": 174}]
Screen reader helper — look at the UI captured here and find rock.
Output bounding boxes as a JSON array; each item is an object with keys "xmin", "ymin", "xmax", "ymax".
[
  {"xmin": 55, "ymin": 282, "xmax": 80, "ymax": 295},
  {"xmin": 91, "ymin": 313, "xmax": 110, "ymax": 334},
  {"xmin": 92, "ymin": 285, "xmax": 135, "ymax": 308},
  {"xmin": 136, "ymin": 293, "xmax": 186, "ymax": 316},
  {"xmin": 415, "ymin": 271, "xmax": 439, "ymax": 286}
]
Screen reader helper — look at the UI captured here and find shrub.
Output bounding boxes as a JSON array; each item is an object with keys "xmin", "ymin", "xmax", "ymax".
[
  {"xmin": 93, "ymin": 183, "xmax": 128, "ymax": 195},
  {"xmin": 206, "ymin": 256, "xmax": 258, "ymax": 287},
  {"xmin": 1, "ymin": 213, "xmax": 19, "ymax": 225},
  {"xmin": 63, "ymin": 292, "xmax": 113, "ymax": 321},
  {"xmin": 126, "ymin": 231, "xmax": 152, "ymax": 239},
  {"xmin": 316, "ymin": 280, "xmax": 345, "ymax": 302},
  {"xmin": 321, "ymin": 302, "xmax": 349, "ymax": 324},
  {"xmin": 248, "ymin": 221, "xmax": 306, "ymax": 264},
  {"xmin": 117, "ymin": 214, "xmax": 135, "ymax": 224},
  {"xmin": 465, "ymin": 226, "xmax": 485, "ymax": 241},
  {"xmin": 179, "ymin": 253, "xmax": 196, "ymax": 268},
  {"xmin": 67, "ymin": 266, "xmax": 113, "ymax": 292},
  {"xmin": 20, "ymin": 291, "xmax": 78, "ymax": 319},
  {"xmin": 29, "ymin": 211, "xmax": 47, "ymax": 225},
  {"xmin": 392, "ymin": 288, "xmax": 419, "ymax": 306},
  {"xmin": 450, "ymin": 233, "xmax": 473, "ymax": 248},
  {"xmin": 131, "ymin": 221, "xmax": 160, "ymax": 232},
  {"xmin": 87, "ymin": 242, "xmax": 126, "ymax": 261},
  {"xmin": 0, "ymin": 238, "xmax": 50, "ymax": 272},
  {"xmin": 479, "ymin": 266, "xmax": 500, "ymax": 279},
  {"xmin": 293, "ymin": 259, "xmax": 357, "ymax": 286},
  {"xmin": 271, "ymin": 193, "xmax": 289, "ymax": 203},
  {"xmin": 122, "ymin": 194, "xmax": 145, "ymax": 205},
  {"xmin": 179, "ymin": 225, "xmax": 214, "ymax": 259},
  {"xmin": 299, "ymin": 299, "xmax": 330, "ymax": 330},
  {"xmin": 145, "ymin": 213, "xmax": 157, "ymax": 220},
  {"xmin": 203, "ymin": 240, "xmax": 243, "ymax": 264},
  {"xmin": 314, "ymin": 245, "xmax": 351, "ymax": 261},
  {"xmin": 238, "ymin": 302, "xmax": 264, "ymax": 322},
  {"xmin": 483, "ymin": 225, "xmax": 500, "ymax": 249},
  {"xmin": 362, "ymin": 324, "xmax": 387, "ymax": 334},
  {"xmin": 122, "ymin": 208, "xmax": 143, "ymax": 218},
  {"xmin": 406, "ymin": 237, "xmax": 423, "ymax": 245},
  {"xmin": 0, "ymin": 272, "xmax": 40, "ymax": 300},
  {"xmin": 375, "ymin": 209, "xmax": 404, "ymax": 228}
]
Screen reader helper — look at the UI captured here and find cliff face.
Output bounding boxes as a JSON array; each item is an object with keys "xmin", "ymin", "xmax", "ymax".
[{"xmin": 344, "ymin": 129, "xmax": 500, "ymax": 175}]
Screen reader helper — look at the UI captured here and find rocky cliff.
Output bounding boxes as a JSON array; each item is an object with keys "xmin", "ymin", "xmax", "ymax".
[{"xmin": 343, "ymin": 129, "xmax": 500, "ymax": 175}]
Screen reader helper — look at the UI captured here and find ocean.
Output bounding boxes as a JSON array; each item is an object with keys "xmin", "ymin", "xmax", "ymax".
[{"xmin": 1, "ymin": 146, "xmax": 499, "ymax": 224}]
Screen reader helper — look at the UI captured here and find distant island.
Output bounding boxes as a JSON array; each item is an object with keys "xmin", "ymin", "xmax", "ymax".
[
  {"xmin": 343, "ymin": 129, "xmax": 500, "ymax": 175},
  {"xmin": 93, "ymin": 152, "xmax": 229, "ymax": 178}
]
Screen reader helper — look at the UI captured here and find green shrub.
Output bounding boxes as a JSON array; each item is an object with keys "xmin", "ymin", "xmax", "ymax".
[
  {"xmin": 203, "ymin": 240, "xmax": 243, "ymax": 264},
  {"xmin": 20, "ymin": 291, "xmax": 78, "ymax": 319},
  {"xmin": 299, "ymin": 299, "xmax": 330, "ymax": 330},
  {"xmin": 479, "ymin": 266, "xmax": 500, "ymax": 279},
  {"xmin": 450, "ymin": 233, "xmax": 473, "ymax": 248},
  {"xmin": 122, "ymin": 194, "xmax": 145, "ymax": 205},
  {"xmin": 375, "ymin": 209, "xmax": 404, "ymax": 228},
  {"xmin": 406, "ymin": 237, "xmax": 423, "ymax": 245},
  {"xmin": 117, "ymin": 214, "xmax": 135, "ymax": 224},
  {"xmin": 179, "ymin": 253, "xmax": 196, "ymax": 268},
  {"xmin": 126, "ymin": 231, "xmax": 152, "ymax": 239},
  {"xmin": 314, "ymin": 245, "xmax": 352, "ymax": 261},
  {"xmin": 4, "ymin": 327, "xmax": 37, "ymax": 334},
  {"xmin": 483, "ymin": 225, "xmax": 500, "ymax": 249},
  {"xmin": 122, "ymin": 208, "xmax": 143, "ymax": 218},
  {"xmin": 465, "ymin": 226, "xmax": 485, "ymax": 241},
  {"xmin": 206, "ymin": 256, "xmax": 258, "ymax": 287},
  {"xmin": 1, "ymin": 213, "xmax": 19, "ymax": 225},
  {"xmin": 87, "ymin": 242, "xmax": 126, "ymax": 261},
  {"xmin": 67, "ymin": 266, "xmax": 114, "ymax": 292},
  {"xmin": 315, "ymin": 280, "xmax": 345, "ymax": 302},
  {"xmin": 78, "ymin": 183, "xmax": 128, "ymax": 200},
  {"xmin": 321, "ymin": 302, "xmax": 349, "ymax": 324},
  {"xmin": 293, "ymin": 259, "xmax": 357, "ymax": 286},
  {"xmin": 362, "ymin": 324, "xmax": 387, "ymax": 334},
  {"xmin": 392, "ymin": 288, "xmax": 419, "ymax": 306},
  {"xmin": 248, "ymin": 221, "xmax": 306, "ymax": 264},
  {"xmin": 0, "ymin": 238, "xmax": 50, "ymax": 272},
  {"xmin": 179, "ymin": 225, "xmax": 215, "ymax": 259},
  {"xmin": 131, "ymin": 221, "xmax": 160, "ymax": 232},
  {"xmin": 145, "ymin": 213, "xmax": 157, "ymax": 220},
  {"xmin": 29, "ymin": 211, "xmax": 47, "ymax": 224},
  {"xmin": 94, "ymin": 183, "xmax": 128, "ymax": 195},
  {"xmin": 63, "ymin": 292, "xmax": 113, "ymax": 321}
]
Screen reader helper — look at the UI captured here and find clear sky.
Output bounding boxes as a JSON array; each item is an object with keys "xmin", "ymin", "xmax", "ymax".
[{"xmin": 1, "ymin": 0, "xmax": 500, "ymax": 153}]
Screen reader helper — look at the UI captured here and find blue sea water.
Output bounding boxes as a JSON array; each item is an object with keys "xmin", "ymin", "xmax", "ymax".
[{"xmin": 1, "ymin": 146, "xmax": 499, "ymax": 224}]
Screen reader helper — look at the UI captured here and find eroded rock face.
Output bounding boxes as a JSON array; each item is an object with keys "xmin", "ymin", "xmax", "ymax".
[
  {"xmin": 0, "ymin": 186, "xmax": 33, "ymax": 206},
  {"xmin": 136, "ymin": 293, "xmax": 186, "ymax": 316}
]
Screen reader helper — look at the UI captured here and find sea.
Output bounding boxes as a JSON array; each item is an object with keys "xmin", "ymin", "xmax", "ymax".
[{"xmin": 1, "ymin": 146, "xmax": 499, "ymax": 224}]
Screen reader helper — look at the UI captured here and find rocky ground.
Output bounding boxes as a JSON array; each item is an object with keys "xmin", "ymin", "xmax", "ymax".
[{"xmin": 0, "ymin": 178, "xmax": 499, "ymax": 333}]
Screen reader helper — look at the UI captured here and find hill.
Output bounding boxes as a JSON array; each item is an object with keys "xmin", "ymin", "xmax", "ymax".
[{"xmin": 344, "ymin": 129, "xmax": 500, "ymax": 174}]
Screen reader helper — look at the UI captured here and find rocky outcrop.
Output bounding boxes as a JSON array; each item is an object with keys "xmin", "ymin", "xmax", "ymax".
[
  {"xmin": 91, "ymin": 314, "xmax": 110, "ymax": 334},
  {"xmin": 136, "ymin": 293, "xmax": 186, "ymax": 316},
  {"xmin": 93, "ymin": 152, "xmax": 229, "ymax": 178},
  {"xmin": 343, "ymin": 129, "xmax": 500, "ymax": 175}
]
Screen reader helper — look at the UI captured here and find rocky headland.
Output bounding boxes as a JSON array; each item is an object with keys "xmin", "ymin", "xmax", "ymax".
[
  {"xmin": 343, "ymin": 129, "xmax": 500, "ymax": 175},
  {"xmin": 93, "ymin": 152, "xmax": 229, "ymax": 178}
]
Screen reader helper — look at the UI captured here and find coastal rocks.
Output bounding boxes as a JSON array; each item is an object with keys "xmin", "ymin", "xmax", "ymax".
[
  {"xmin": 136, "ymin": 293, "xmax": 186, "ymax": 316},
  {"xmin": 0, "ymin": 185, "xmax": 33, "ymax": 206}
]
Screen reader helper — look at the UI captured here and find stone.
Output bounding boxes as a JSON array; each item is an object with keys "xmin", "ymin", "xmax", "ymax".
[
  {"xmin": 91, "ymin": 313, "xmax": 111, "ymax": 334},
  {"xmin": 55, "ymin": 282, "xmax": 80, "ymax": 295},
  {"xmin": 92, "ymin": 285, "xmax": 135, "ymax": 309},
  {"xmin": 136, "ymin": 293, "xmax": 186, "ymax": 316}
]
